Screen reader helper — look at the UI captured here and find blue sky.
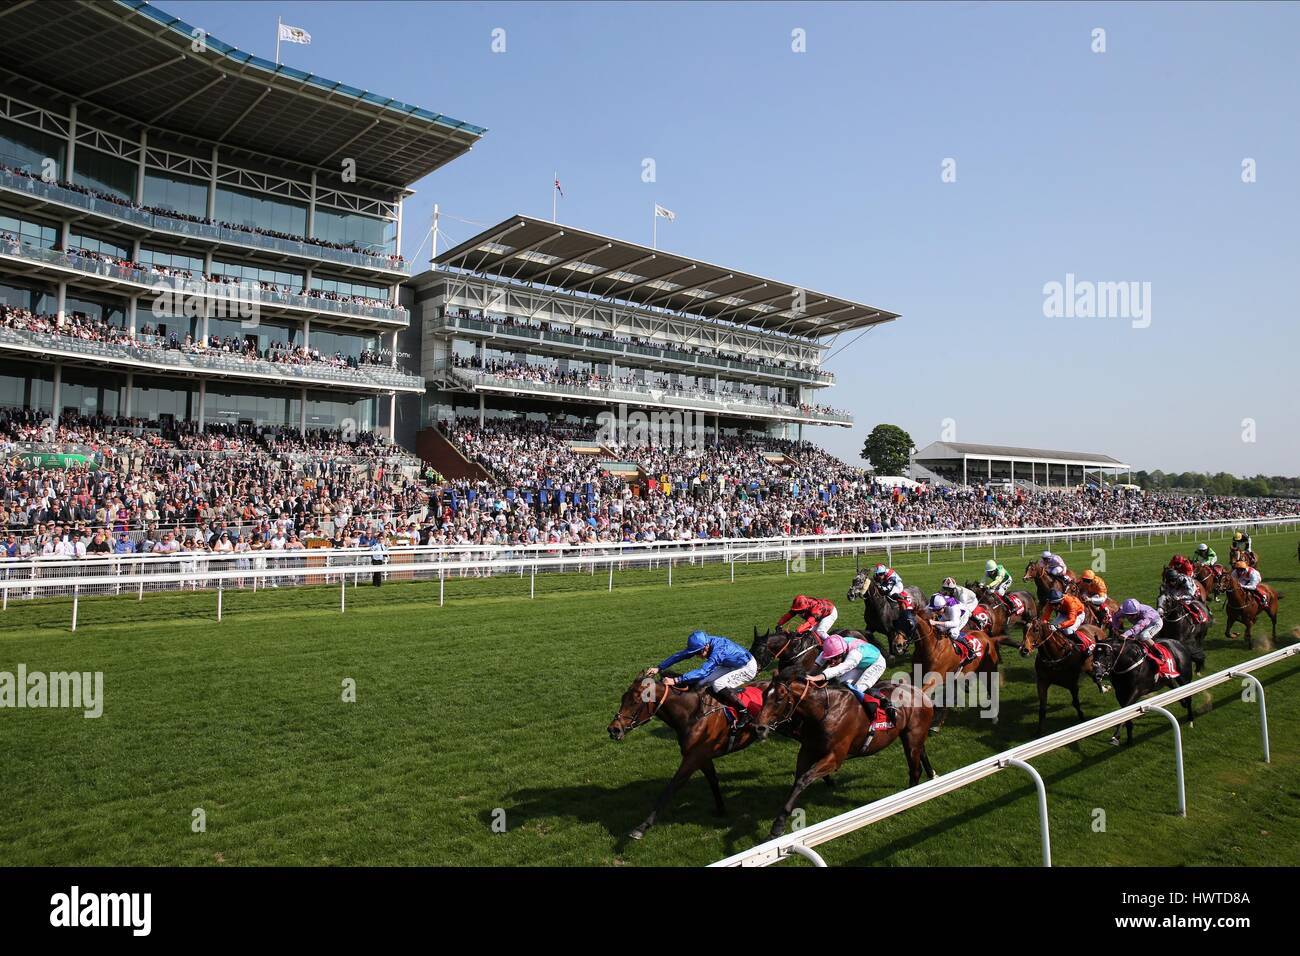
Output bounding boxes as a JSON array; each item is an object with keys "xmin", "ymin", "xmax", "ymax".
[{"xmin": 165, "ymin": 1, "xmax": 1300, "ymax": 474}]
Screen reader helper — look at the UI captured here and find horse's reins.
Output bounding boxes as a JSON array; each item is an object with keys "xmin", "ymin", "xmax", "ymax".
[
  {"xmin": 764, "ymin": 679, "xmax": 813, "ymax": 731},
  {"xmin": 616, "ymin": 679, "xmax": 671, "ymax": 731}
]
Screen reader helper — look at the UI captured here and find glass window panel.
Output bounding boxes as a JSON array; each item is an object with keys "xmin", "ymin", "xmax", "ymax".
[{"xmin": 142, "ymin": 170, "xmax": 209, "ymax": 220}]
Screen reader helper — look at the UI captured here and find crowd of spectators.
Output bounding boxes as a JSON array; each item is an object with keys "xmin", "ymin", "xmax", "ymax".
[
  {"xmin": 2, "ymin": 162, "xmax": 406, "ymax": 268},
  {"xmin": 2, "ymin": 408, "xmax": 1297, "ymax": 560}
]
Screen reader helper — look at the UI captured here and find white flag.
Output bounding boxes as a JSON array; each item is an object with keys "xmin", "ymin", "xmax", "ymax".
[
  {"xmin": 278, "ymin": 23, "xmax": 312, "ymax": 44},
  {"xmin": 654, "ymin": 204, "xmax": 676, "ymax": 222}
]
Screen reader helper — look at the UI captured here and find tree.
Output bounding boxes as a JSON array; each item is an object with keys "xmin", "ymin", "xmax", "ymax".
[{"xmin": 860, "ymin": 424, "xmax": 915, "ymax": 476}]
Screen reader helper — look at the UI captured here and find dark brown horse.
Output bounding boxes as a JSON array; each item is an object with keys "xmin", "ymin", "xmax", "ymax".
[
  {"xmin": 846, "ymin": 571, "xmax": 926, "ymax": 660},
  {"xmin": 1024, "ymin": 560, "xmax": 1072, "ymax": 604},
  {"xmin": 1064, "ymin": 580, "xmax": 1119, "ymax": 628},
  {"xmin": 1193, "ymin": 563, "xmax": 1228, "ymax": 603},
  {"xmin": 751, "ymin": 626, "xmax": 869, "ymax": 674},
  {"xmin": 969, "ymin": 581, "xmax": 1036, "ymax": 634},
  {"xmin": 754, "ymin": 672, "xmax": 935, "ymax": 837},
  {"xmin": 1091, "ymin": 636, "xmax": 1200, "ymax": 746},
  {"xmin": 893, "ymin": 611, "xmax": 1000, "ymax": 730},
  {"xmin": 1214, "ymin": 572, "xmax": 1280, "ymax": 649},
  {"xmin": 1019, "ymin": 618, "xmax": 1106, "ymax": 734},
  {"xmin": 609, "ymin": 671, "xmax": 765, "ymax": 840},
  {"xmin": 1229, "ymin": 547, "xmax": 1258, "ymax": 570}
]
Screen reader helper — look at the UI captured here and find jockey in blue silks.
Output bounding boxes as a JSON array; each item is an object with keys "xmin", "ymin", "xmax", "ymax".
[{"xmin": 647, "ymin": 630, "xmax": 758, "ymax": 726}]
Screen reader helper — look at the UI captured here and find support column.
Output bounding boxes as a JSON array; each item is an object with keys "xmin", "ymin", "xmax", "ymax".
[
  {"xmin": 127, "ymin": 296, "xmax": 138, "ymax": 338},
  {"xmin": 478, "ymin": 393, "xmax": 485, "ymax": 428},
  {"xmin": 307, "ymin": 171, "xmax": 317, "ymax": 238},
  {"xmin": 300, "ymin": 387, "xmax": 308, "ymax": 434},
  {"xmin": 390, "ymin": 330, "xmax": 398, "ymax": 367},
  {"xmin": 55, "ymin": 282, "xmax": 67, "ymax": 327},
  {"xmin": 388, "ymin": 392, "xmax": 397, "ymax": 442},
  {"xmin": 963, "ymin": 457, "xmax": 968, "ymax": 486},
  {"xmin": 124, "ymin": 372, "xmax": 134, "ymax": 417},
  {"xmin": 302, "ymin": 318, "xmax": 310, "ymax": 350},
  {"xmin": 136, "ymin": 130, "xmax": 148, "ymax": 204},
  {"xmin": 65, "ymin": 104, "xmax": 77, "ymax": 179},
  {"xmin": 51, "ymin": 363, "xmax": 63, "ymax": 417},
  {"xmin": 197, "ymin": 379, "xmax": 206, "ymax": 431},
  {"xmin": 207, "ymin": 145, "xmax": 218, "ymax": 221}
]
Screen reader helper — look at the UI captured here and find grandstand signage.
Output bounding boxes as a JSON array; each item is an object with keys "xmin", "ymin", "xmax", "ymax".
[{"xmin": 596, "ymin": 404, "xmax": 706, "ymax": 450}]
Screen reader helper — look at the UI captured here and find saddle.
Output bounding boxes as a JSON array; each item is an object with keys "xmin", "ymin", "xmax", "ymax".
[
  {"xmin": 1004, "ymin": 593, "xmax": 1026, "ymax": 616},
  {"xmin": 951, "ymin": 632, "xmax": 985, "ymax": 665},
  {"xmin": 723, "ymin": 685, "xmax": 764, "ymax": 725},
  {"xmin": 971, "ymin": 606, "xmax": 992, "ymax": 631},
  {"xmin": 1144, "ymin": 642, "xmax": 1181, "ymax": 681},
  {"xmin": 1175, "ymin": 600, "xmax": 1209, "ymax": 624}
]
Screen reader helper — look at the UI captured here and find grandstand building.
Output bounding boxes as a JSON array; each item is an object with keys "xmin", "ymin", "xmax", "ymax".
[
  {"xmin": 408, "ymin": 215, "xmax": 897, "ymax": 473},
  {"xmin": 910, "ymin": 441, "xmax": 1130, "ymax": 488},
  {"xmin": 0, "ymin": 0, "xmax": 483, "ymax": 440}
]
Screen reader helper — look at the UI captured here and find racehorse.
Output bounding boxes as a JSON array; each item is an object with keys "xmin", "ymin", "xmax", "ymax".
[
  {"xmin": 1019, "ymin": 618, "xmax": 1106, "ymax": 735},
  {"xmin": 968, "ymin": 581, "xmax": 1037, "ymax": 634},
  {"xmin": 1091, "ymin": 636, "xmax": 1201, "ymax": 746},
  {"xmin": 754, "ymin": 670, "xmax": 936, "ymax": 837},
  {"xmin": 1213, "ymin": 572, "xmax": 1280, "ymax": 649},
  {"xmin": 1229, "ymin": 547, "xmax": 1258, "ymax": 570},
  {"xmin": 1159, "ymin": 599, "xmax": 1212, "ymax": 673},
  {"xmin": 1193, "ymin": 563, "xmax": 1227, "ymax": 603},
  {"xmin": 609, "ymin": 671, "xmax": 771, "ymax": 841},
  {"xmin": 1023, "ymin": 560, "xmax": 1071, "ymax": 604},
  {"xmin": 846, "ymin": 571, "xmax": 926, "ymax": 659},
  {"xmin": 750, "ymin": 626, "xmax": 826, "ymax": 673},
  {"xmin": 1063, "ymin": 580, "xmax": 1119, "ymax": 628},
  {"xmin": 892, "ymin": 610, "xmax": 1000, "ymax": 731}
]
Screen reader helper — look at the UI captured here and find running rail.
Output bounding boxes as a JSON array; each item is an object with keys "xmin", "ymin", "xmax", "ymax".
[{"xmin": 709, "ymin": 644, "xmax": 1300, "ymax": 867}]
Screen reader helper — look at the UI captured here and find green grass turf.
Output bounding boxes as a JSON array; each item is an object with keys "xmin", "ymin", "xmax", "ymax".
[{"xmin": 1, "ymin": 528, "xmax": 1297, "ymax": 867}]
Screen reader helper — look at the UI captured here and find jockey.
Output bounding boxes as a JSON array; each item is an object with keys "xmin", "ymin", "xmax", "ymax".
[
  {"xmin": 983, "ymin": 559, "xmax": 1013, "ymax": 596},
  {"xmin": 776, "ymin": 594, "xmax": 838, "ymax": 644},
  {"xmin": 1040, "ymin": 550, "xmax": 1070, "ymax": 583},
  {"xmin": 650, "ymin": 630, "xmax": 758, "ymax": 726},
  {"xmin": 1158, "ymin": 565, "xmax": 1198, "ymax": 613},
  {"xmin": 1111, "ymin": 598, "xmax": 1163, "ymax": 645},
  {"xmin": 1075, "ymin": 570, "xmax": 1111, "ymax": 624},
  {"xmin": 1192, "ymin": 543, "xmax": 1218, "ymax": 566},
  {"xmin": 940, "ymin": 577, "xmax": 978, "ymax": 618},
  {"xmin": 1232, "ymin": 561, "xmax": 1265, "ymax": 607},
  {"xmin": 808, "ymin": 633, "xmax": 894, "ymax": 725},
  {"xmin": 872, "ymin": 564, "xmax": 916, "ymax": 636},
  {"xmin": 1041, "ymin": 589, "xmax": 1089, "ymax": 645},
  {"xmin": 1231, "ymin": 530, "xmax": 1253, "ymax": 554},
  {"xmin": 929, "ymin": 592, "xmax": 979, "ymax": 659},
  {"xmin": 1168, "ymin": 554, "xmax": 1194, "ymax": 578}
]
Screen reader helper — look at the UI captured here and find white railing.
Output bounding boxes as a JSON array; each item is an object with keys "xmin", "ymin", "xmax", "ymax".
[
  {"xmin": 2, "ymin": 515, "xmax": 1295, "ymax": 630},
  {"xmin": 710, "ymin": 644, "xmax": 1300, "ymax": 868}
]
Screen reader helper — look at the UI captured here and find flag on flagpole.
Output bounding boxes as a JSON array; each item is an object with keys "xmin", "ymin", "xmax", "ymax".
[
  {"xmin": 654, "ymin": 204, "xmax": 676, "ymax": 222},
  {"xmin": 278, "ymin": 23, "xmax": 312, "ymax": 44}
]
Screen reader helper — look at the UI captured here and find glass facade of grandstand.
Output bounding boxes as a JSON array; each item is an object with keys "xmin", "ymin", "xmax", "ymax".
[{"xmin": 0, "ymin": 99, "xmax": 415, "ymax": 437}]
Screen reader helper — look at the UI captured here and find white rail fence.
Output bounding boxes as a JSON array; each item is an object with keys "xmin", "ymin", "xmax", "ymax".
[
  {"xmin": 710, "ymin": 644, "xmax": 1300, "ymax": 868},
  {"xmin": 0, "ymin": 516, "xmax": 1294, "ymax": 631}
]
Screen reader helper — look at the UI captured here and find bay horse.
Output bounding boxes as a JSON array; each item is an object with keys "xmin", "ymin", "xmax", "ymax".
[
  {"xmin": 1159, "ymin": 599, "xmax": 1212, "ymax": 673},
  {"xmin": 1019, "ymin": 618, "xmax": 1106, "ymax": 735},
  {"xmin": 754, "ymin": 671, "xmax": 936, "ymax": 837},
  {"xmin": 969, "ymin": 581, "xmax": 1037, "ymax": 634},
  {"xmin": 1024, "ymin": 561, "xmax": 1072, "ymax": 604},
  {"xmin": 1091, "ymin": 636, "xmax": 1201, "ymax": 746},
  {"xmin": 1063, "ymin": 580, "xmax": 1119, "ymax": 628},
  {"xmin": 1213, "ymin": 572, "xmax": 1280, "ymax": 649},
  {"xmin": 609, "ymin": 671, "xmax": 769, "ymax": 840},
  {"xmin": 892, "ymin": 611, "xmax": 1000, "ymax": 731},
  {"xmin": 1229, "ymin": 547, "xmax": 1258, "ymax": 570},
  {"xmin": 750, "ymin": 626, "xmax": 871, "ymax": 674},
  {"xmin": 1193, "ymin": 563, "xmax": 1227, "ymax": 603},
  {"xmin": 846, "ymin": 571, "xmax": 926, "ymax": 660}
]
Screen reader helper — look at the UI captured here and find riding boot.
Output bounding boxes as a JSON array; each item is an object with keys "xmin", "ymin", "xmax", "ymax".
[
  {"xmin": 710, "ymin": 687, "xmax": 750, "ymax": 728},
  {"xmin": 901, "ymin": 610, "xmax": 916, "ymax": 637}
]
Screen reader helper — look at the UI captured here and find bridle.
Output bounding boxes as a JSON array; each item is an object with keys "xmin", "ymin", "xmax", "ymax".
[
  {"xmin": 769, "ymin": 631, "xmax": 819, "ymax": 668},
  {"xmin": 760, "ymin": 679, "xmax": 815, "ymax": 731},
  {"xmin": 612, "ymin": 678, "xmax": 672, "ymax": 733}
]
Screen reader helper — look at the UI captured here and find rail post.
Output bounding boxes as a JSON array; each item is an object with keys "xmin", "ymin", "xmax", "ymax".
[
  {"xmin": 1003, "ymin": 758, "xmax": 1052, "ymax": 866},
  {"xmin": 787, "ymin": 844, "xmax": 827, "ymax": 867},
  {"xmin": 440, "ymin": 567, "xmax": 446, "ymax": 606},
  {"xmin": 217, "ymin": 582, "xmax": 223, "ymax": 622},
  {"xmin": 1141, "ymin": 705, "xmax": 1186, "ymax": 816},
  {"xmin": 71, "ymin": 584, "xmax": 79, "ymax": 632},
  {"xmin": 340, "ymin": 574, "xmax": 346, "ymax": 613},
  {"xmin": 1230, "ymin": 673, "xmax": 1270, "ymax": 762},
  {"xmin": 530, "ymin": 564, "xmax": 536, "ymax": 599},
  {"xmin": 609, "ymin": 561, "xmax": 614, "ymax": 592}
]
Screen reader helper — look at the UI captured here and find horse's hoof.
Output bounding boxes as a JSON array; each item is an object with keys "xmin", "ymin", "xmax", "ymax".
[
  {"xmin": 628, "ymin": 828, "xmax": 645, "ymax": 841},
  {"xmin": 929, "ymin": 726, "xmax": 942, "ymax": 735}
]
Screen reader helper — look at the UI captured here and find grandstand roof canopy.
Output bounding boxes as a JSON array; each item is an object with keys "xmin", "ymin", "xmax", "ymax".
[
  {"xmin": 433, "ymin": 215, "xmax": 900, "ymax": 339},
  {"xmin": 913, "ymin": 441, "xmax": 1129, "ymax": 469},
  {"xmin": 0, "ymin": 0, "xmax": 485, "ymax": 187}
]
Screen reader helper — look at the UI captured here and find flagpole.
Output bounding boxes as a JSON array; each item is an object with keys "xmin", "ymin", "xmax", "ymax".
[
  {"xmin": 276, "ymin": 16, "xmax": 281, "ymax": 66},
  {"xmin": 552, "ymin": 171, "xmax": 557, "ymax": 223},
  {"xmin": 652, "ymin": 203, "xmax": 657, "ymax": 250}
]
